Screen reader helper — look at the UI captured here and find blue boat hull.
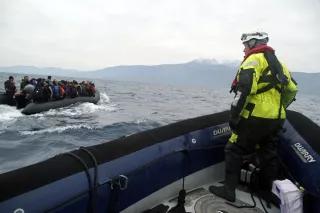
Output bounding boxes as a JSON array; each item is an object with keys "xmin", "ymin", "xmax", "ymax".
[{"xmin": 0, "ymin": 110, "xmax": 319, "ymax": 212}]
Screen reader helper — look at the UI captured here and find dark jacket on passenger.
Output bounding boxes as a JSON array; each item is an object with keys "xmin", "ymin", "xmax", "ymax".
[{"xmin": 4, "ymin": 80, "xmax": 16, "ymax": 96}]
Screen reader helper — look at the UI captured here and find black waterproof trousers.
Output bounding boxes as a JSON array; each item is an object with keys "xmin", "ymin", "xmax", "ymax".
[{"xmin": 225, "ymin": 117, "xmax": 284, "ymax": 192}]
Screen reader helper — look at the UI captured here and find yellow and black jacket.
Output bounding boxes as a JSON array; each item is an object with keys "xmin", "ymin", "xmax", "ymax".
[{"xmin": 231, "ymin": 46, "xmax": 298, "ymax": 120}]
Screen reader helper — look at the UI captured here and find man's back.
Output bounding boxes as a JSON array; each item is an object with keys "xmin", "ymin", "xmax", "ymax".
[
  {"xmin": 4, "ymin": 80, "xmax": 16, "ymax": 96},
  {"xmin": 238, "ymin": 51, "xmax": 297, "ymax": 120}
]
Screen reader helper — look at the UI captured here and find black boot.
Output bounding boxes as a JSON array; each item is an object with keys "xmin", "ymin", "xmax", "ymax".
[
  {"xmin": 209, "ymin": 185, "xmax": 235, "ymax": 202},
  {"xmin": 209, "ymin": 142, "xmax": 242, "ymax": 202}
]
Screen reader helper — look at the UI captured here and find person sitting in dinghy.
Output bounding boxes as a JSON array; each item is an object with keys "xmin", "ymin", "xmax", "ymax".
[
  {"xmin": 20, "ymin": 76, "xmax": 29, "ymax": 91},
  {"xmin": 210, "ymin": 32, "xmax": 298, "ymax": 202},
  {"xmin": 51, "ymin": 80, "xmax": 62, "ymax": 100},
  {"xmin": 58, "ymin": 81, "xmax": 66, "ymax": 99},
  {"xmin": 88, "ymin": 81, "xmax": 96, "ymax": 97},
  {"xmin": 22, "ymin": 83, "xmax": 35, "ymax": 101},
  {"xmin": 42, "ymin": 82, "xmax": 53, "ymax": 102}
]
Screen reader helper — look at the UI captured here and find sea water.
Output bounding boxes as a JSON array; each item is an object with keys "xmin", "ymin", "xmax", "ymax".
[{"xmin": 0, "ymin": 73, "xmax": 319, "ymax": 174}]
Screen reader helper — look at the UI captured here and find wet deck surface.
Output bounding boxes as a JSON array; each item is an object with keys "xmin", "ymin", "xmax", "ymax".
[
  {"xmin": 164, "ymin": 187, "xmax": 265, "ymax": 213},
  {"xmin": 161, "ymin": 184, "xmax": 281, "ymax": 213}
]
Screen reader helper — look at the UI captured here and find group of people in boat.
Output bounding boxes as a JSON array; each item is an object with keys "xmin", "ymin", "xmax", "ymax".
[{"xmin": 4, "ymin": 75, "xmax": 96, "ymax": 104}]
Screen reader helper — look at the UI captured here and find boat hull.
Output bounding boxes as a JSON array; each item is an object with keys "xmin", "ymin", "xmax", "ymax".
[
  {"xmin": 0, "ymin": 110, "xmax": 319, "ymax": 212},
  {"xmin": 21, "ymin": 91, "xmax": 100, "ymax": 115},
  {"xmin": 0, "ymin": 93, "xmax": 16, "ymax": 106}
]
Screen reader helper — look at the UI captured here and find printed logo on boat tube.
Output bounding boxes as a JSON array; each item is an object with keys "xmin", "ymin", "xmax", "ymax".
[
  {"xmin": 292, "ymin": 142, "xmax": 316, "ymax": 163},
  {"xmin": 212, "ymin": 126, "xmax": 231, "ymax": 136}
]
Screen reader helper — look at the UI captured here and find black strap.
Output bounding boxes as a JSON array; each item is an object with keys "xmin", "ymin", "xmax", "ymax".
[
  {"xmin": 278, "ymin": 85, "xmax": 284, "ymax": 119},
  {"xmin": 245, "ymin": 103, "xmax": 255, "ymax": 118},
  {"xmin": 264, "ymin": 51, "xmax": 286, "ymax": 119},
  {"xmin": 257, "ymin": 66, "xmax": 270, "ymax": 83},
  {"xmin": 258, "ymin": 74, "xmax": 273, "ymax": 83},
  {"xmin": 256, "ymin": 52, "xmax": 285, "ymax": 95},
  {"xmin": 80, "ymin": 147, "xmax": 99, "ymax": 213},
  {"xmin": 256, "ymin": 64, "xmax": 281, "ymax": 94},
  {"xmin": 256, "ymin": 83, "xmax": 281, "ymax": 94},
  {"xmin": 252, "ymin": 51, "xmax": 286, "ymax": 120},
  {"xmin": 107, "ymin": 185, "xmax": 120, "ymax": 213},
  {"xmin": 63, "ymin": 152, "xmax": 94, "ymax": 213},
  {"xmin": 80, "ymin": 147, "xmax": 99, "ymax": 192},
  {"xmin": 46, "ymin": 149, "xmax": 99, "ymax": 213}
]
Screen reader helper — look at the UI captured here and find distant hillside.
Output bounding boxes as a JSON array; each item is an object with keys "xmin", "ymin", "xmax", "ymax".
[
  {"xmin": 0, "ymin": 66, "xmax": 81, "ymax": 78},
  {"xmin": 90, "ymin": 59, "xmax": 237, "ymax": 89},
  {"xmin": 0, "ymin": 60, "xmax": 319, "ymax": 95}
]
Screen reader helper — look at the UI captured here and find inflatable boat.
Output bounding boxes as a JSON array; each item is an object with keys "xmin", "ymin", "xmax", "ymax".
[
  {"xmin": 0, "ymin": 110, "xmax": 319, "ymax": 213},
  {"xmin": 0, "ymin": 93, "xmax": 16, "ymax": 106},
  {"xmin": 17, "ymin": 91, "xmax": 100, "ymax": 115}
]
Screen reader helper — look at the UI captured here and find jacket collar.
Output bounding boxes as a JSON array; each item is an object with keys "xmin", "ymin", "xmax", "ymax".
[{"xmin": 243, "ymin": 44, "xmax": 275, "ymax": 61}]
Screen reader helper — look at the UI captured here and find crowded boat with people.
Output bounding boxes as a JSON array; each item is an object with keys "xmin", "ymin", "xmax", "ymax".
[{"xmin": 0, "ymin": 75, "xmax": 100, "ymax": 114}]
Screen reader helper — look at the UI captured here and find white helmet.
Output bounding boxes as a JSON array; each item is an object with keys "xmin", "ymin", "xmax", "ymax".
[{"xmin": 241, "ymin": 32, "xmax": 269, "ymax": 43}]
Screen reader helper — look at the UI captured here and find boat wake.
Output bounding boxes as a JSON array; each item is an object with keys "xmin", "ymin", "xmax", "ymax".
[
  {"xmin": 0, "ymin": 105, "xmax": 23, "ymax": 134},
  {"xmin": 19, "ymin": 124, "xmax": 94, "ymax": 136},
  {"xmin": 0, "ymin": 92, "xmax": 116, "ymax": 135},
  {"xmin": 31, "ymin": 92, "xmax": 116, "ymax": 117},
  {"xmin": 0, "ymin": 105, "xmax": 23, "ymax": 122},
  {"xmin": 99, "ymin": 92, "xmax": 111, "ymax": 104}
]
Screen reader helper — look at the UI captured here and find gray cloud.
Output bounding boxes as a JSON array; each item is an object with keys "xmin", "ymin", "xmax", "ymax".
[{"xmin": 0, "ymin": 0, "xmax": 319, "ymax": 72}]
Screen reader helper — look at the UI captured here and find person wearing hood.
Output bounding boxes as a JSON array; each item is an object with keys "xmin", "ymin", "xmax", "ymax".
[{"xmin": 209, "ymin": 32, "xmax": 298, "ymax": 202}]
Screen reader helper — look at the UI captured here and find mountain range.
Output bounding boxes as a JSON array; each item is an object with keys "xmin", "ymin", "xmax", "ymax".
[{"xmin": 0, "ymin": 59, "xmax": 319, "ymax": 95}]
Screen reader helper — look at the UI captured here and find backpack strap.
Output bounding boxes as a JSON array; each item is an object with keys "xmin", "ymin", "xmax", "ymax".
[
  {"xmin": 256, "ymin": 51, "xmax": 288, "ymax": 119},
  {"xmin": 256, "ymin": 51, "xmax": 287, "ymax": 95}
]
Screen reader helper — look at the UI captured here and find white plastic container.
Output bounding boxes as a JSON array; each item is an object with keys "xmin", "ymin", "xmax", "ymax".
[{"xmin": 272, "ymin": 179, "xmax": 303, "ymax": 213}]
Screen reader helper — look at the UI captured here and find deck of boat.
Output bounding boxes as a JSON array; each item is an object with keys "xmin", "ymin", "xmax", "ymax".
[{"xmin": 123, "ymin": 162, "xmax": 279, "ymax": 213}]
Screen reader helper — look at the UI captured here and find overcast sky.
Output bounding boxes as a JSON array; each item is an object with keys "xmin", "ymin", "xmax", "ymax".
[{"xmin": 1, "ymin": 0, "xmax": 319, "ymax": 72}]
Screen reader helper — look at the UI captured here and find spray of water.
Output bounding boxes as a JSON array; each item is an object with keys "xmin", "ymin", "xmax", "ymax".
[{"xmin": 19, "ymin": 124, "xmax": 94, "ymax": 135}]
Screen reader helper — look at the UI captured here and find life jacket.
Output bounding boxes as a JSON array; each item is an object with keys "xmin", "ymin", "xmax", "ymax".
[
  {"xmin": 65, "ymin": 86, "xmax": 71, "ymax": 97},
  {"xmin": 59, "ymin": 86, "xmax": 65, "ymax": 97},
  {"xmin": 70, "ymin": 85, "xmax": 77, "ymax": 98},
  {"xmin": 236, "ymin": 45, "xmax": 298, "ymax": 120},
  {"xmin": 42, "ymin": 86, "xmax": 51, "ymax": 101},
  {"xmin": 52, "ymin": 85, "xmax": 60, "ymax": 97},
  {"xmin": 90, "ymin": 85, "xmax": 96, "ymax": 95}
]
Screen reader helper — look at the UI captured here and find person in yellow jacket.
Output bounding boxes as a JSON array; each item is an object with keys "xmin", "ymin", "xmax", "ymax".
[{"xmin": 210, "ymin": 32, "xmax": 298, "ymax": 202}]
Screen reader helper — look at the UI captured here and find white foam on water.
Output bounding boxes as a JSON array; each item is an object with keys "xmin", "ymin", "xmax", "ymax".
[
  {"xmin": 19, "ymin": 124, "xmax": 93, "ymax": 135},
  {"xmin": 0, "ymin": 105, "xmax": 23, "ymax": 122},
  {"xmin": 135, "ymin": 118, "xmax": 149, "ymax": 124},
  {"xmin": 42, "ymin": 103, "xmax": 117, "ymax": 117},
  {"xmin": 33, "ymin": 92, "xmax": 116, "ymax": 117},
  {"xmin": 77, "ymin": 102, "xmax": 117, "ymax": 114},
  {"xmin": 99, "ymin": 92, "xmax": 111, "ymax": 104},
  {"xmin": 0, "ymin": 105, "xmax": 24, "ymax": 132},
  {"xmin": 29, "ymin": 113, "xmax": 45, "ymax": 118}
]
